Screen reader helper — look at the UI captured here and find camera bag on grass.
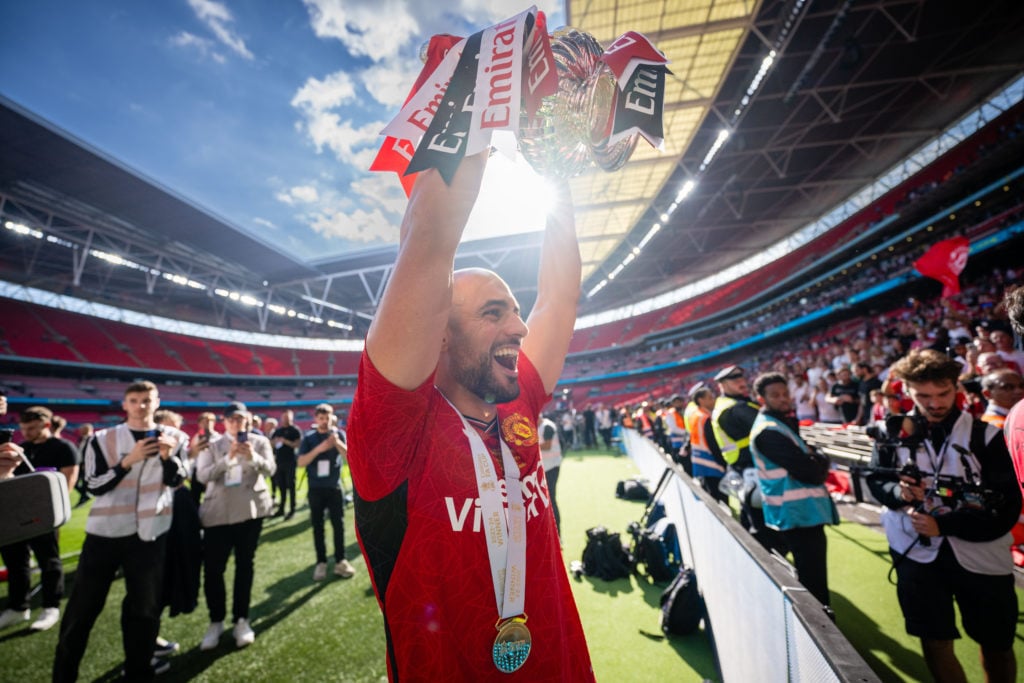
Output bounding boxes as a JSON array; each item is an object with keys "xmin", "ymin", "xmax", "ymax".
[
  {"xmin": 581, "ymin": 526, "xmax": 633, "ymax": 581},
  {"xmin": 615, "ymin": 476, "xmax": 651, "ymax": 500},
  {"xmin": 660, "ymin": 566, "xmax": 704, "ymax": 636},
  {"xmin": 628, "ymin": 517, "xmax": 681, "ymax": 583},
  {"xmin": 626, "ymin": 467, "xmax": 681, "ymax": 583}
]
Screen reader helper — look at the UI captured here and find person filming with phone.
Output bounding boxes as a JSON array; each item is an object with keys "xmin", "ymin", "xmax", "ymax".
[
  {"xmin": 54, "ymin": 380, "xmax": 188, "ymax": 682},
  {"xmin": 195, "ymin": 402, "xmax": 276, "ymax": 651}
]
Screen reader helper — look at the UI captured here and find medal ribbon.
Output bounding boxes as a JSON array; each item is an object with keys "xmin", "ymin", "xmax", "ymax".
[{"xmin": 447, "ymin": 402, "xmax": 526, "ymax": 620}]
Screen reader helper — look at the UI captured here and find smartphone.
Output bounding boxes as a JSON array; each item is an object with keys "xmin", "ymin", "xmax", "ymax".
[
  {"xmin": 236, "ymin": 430, "xmax": 248, "ymax": 443},
  {"xmin": 0, "ymin": 429, "xmax": 13, "ymax": 444},
  {"xmin": 144, "ymin": 428, "xmax": 161, "ymax": 455}
]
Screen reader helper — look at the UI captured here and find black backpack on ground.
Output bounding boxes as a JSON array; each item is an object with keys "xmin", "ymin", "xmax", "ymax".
[
  {"xmin": 615, "ymin": 477, "xmax": 651, "ymax": 500},
  {"xmin": 660, "ymin": 566, "xmax": 704, "ymax": 636},
  {"xmin": 581, "ymin": 526, "xmax": 633, "ymax": 581},
  {"xmin": 628, "ymin": 517, "xmax": 681, "ymax": 583}
]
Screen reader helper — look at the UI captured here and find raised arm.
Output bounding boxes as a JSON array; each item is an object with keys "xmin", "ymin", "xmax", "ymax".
[
  {"xmin": 365, "ymin": 154, "xmax": 488, "ymax": 390},
  {"xmin": 521, "ymin": 181, "xmax": 581, "ymax": 394}
]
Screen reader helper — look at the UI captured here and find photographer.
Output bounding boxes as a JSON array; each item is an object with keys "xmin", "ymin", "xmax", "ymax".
[{"xmin": 866, "ymin": 349, "xmax": 1020, "ymax": 683}]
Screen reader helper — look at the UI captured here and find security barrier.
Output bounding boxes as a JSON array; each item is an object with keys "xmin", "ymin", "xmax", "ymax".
[{"xmin": 623, "ymin": 429, "xmax": 879, "ymax": 682}]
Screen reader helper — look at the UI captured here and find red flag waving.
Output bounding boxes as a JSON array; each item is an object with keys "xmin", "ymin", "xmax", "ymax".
[{"xmin": 914, "ymin": 236, "xmax": 970, "ymax": 298}]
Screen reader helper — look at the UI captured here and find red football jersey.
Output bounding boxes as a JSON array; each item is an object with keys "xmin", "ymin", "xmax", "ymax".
[{"xmin": 348, "ymin": 352, "xmax": 595, "ymax": 682}]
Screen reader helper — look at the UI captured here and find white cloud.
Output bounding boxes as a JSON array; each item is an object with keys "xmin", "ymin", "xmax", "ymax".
[
  {"xmin": 275, "ymin": 185, "xmax": 320, "ymax": 205},
  {"xmin": 358, "ymin": 60, "xmax": 422, "ymax": 109},
  {"xmin": 253, "ymin": 217, "xmax": 277, "ymax": 230},
  {"xmin": 169, "ymin": 31, "xmax": 227, "ymax": 63},
  {"xmin": 291, "ymin": 72, "xmax": 356, "ymax": 113},
  {"xmin": 272, "ymin": 172, "xmax": 406, "ymax": 245},
  {"xmin": 186, "ymin": 0, "xmax": 253, "ymax": 60},
  {"xmin": 302, "ymin": 0, "xmax": 565, "ymax": 63},
  {"xmin": 349, "ymin": 173, "xmax": 407, "ymax": 218},
  {"xmin": 302, "ymin": 0, "xmax": 420, "ymax": 62},
  {"xmin": 290, "ymin": 185, "xmax": 320, "ymax": 203},
  {"xmin": 291, "ymin": 71, "xmax": 383, "ymax": 168},
  {"xmin": 309, "ymin": 205, "xmax": 397, "ymax": 243}
]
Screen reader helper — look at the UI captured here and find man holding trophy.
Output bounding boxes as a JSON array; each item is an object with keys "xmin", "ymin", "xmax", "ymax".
[{"xmin": 350, "ymin": 9, "xmax": 668, "ymax": 680}]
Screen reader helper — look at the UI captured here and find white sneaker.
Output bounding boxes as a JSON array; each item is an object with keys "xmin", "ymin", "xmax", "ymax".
[
  {"xmin": 334, "ymin": 559, "xmax": 356, "ymax": 579},
  {"xmin": 233, "ymin": 618, "xmax": 255, "ymax": 648},
  {"xmin": 0, "ymin": 608, "xmax": 30, "ymax": 630},
  {"xmin": 312, "ymin": 562, "xmax": 327, "ymax": 581},
  {"xmin": 29, "ymin": 607, "xmax": 60, "ymax": 631},
  {"xmin": 200, "ymin": 621, "xmax": 224, "ymax": 651}
]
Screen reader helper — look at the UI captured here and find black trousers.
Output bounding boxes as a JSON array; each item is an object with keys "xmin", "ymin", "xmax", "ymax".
[
  {"xmin": 783, "ymin": 524, "xmax": 829, "ymax": 607},
  {"xmin": 1, "ymin": 529, "xmax": 64, "ymax": 610},
  {"xmin": 53, "ymin": 533, "xmax": 167, "ymax": 683},
  {"xmin": 203, "ymin": 518, "xmax": 264, "ymax": 623},
  {"xmin": 545, "ymin": 466, "xmax": 561, "ymax": 536},
  {"xmin": 308, "ymin": 487, "xmax": 345, "ymax": 563},
  {"xmin": 277, "ymin": 465, "xmax": 297, "ymax": 514}
]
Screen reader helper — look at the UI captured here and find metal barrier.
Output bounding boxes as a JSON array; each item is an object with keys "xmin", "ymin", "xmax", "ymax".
[{"xmin": 623, "ymin": 429, "xmax": 879, "ymax": 682}]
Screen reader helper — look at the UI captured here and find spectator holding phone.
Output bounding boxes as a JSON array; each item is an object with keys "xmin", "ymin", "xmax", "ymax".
[
  {"xmin": 297, "ymin": 403, "xmax": 355, "ymax": 581},
  {"xmin": 54, "ymin": 380, "xmax": 188, "ymax": 681},
  {"xmin": 186, "ymin": 412, "xmax": 220, "ymax": 507},
  {"xmin": 195, "ymin": 402, "xmax": 276, "ymax": 651}
]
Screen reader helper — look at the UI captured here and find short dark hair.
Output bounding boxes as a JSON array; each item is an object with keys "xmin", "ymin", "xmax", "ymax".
[
  {"xmin": 314, "ymin": 403, "xmax": 334, "ymax": 415},
  {"xmin": 891, "ymin": 349, "xmax": 959, "ymax": 386},
  {"xmin": 1005, "ymin": 286, "xmax": 1024, "ymax": 337},
  {"xmin": 753, "ymin": 372, "xmax": 788, "ymax": 399},
  {"xmin": 125, "ymin": 380, "xmax": 157, "ymax": 396}
]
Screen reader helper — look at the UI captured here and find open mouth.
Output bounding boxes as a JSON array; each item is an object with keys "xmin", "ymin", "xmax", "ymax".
[{"xmin": 494, "ymin": 347, "xmax": 519, "ymax": 373}]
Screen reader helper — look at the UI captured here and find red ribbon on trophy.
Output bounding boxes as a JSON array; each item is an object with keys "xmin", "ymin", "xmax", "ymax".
[{"xmin": 372, "ymin": 6, "xmax": 670, "ymax": 191}]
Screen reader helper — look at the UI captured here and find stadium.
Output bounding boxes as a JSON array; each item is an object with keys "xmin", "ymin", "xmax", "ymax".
[{"xmin": 2, "ymin": 1, "xmax": 1024, "ymax": 681}]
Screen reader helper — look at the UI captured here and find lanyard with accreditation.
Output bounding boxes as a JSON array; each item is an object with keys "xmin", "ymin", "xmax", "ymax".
[{"xmin": 450, "ymin": 401, "xmax": 532, "ymax": 674}]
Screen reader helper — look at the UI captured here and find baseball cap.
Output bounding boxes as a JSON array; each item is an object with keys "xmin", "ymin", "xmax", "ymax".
[{"xmin": 223, "ymin": 401, "xmax": 251, "ymax": 419}]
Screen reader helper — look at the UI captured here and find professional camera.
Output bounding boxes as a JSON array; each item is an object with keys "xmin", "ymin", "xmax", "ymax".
[
  {"xmin": 862, "ymin": 441, "xmax": 1003, "ymax": 517},
  {"xmin": 864, "ymin": 414, "xmax": 929, "ymax": 449}
]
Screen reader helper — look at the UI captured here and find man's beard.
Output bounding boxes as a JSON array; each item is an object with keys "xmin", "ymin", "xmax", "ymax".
[{"xmin": 451, "ymin": 347, "xmax": 520, "ymax": 405}]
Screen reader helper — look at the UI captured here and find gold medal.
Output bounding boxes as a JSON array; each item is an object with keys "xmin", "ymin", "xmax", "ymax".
[{"xmin": 492, "ymin": 615, "xmax": 531, "ymax": 673}]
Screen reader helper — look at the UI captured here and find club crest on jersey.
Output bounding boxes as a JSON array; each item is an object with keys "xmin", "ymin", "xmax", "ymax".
[{"xmin": 501, "ymin": 413, "xmax": 537, "ymax": 447}]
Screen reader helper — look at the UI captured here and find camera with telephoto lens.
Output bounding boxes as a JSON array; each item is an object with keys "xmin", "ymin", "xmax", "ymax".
[{"xmin": 865, "ymin": 414, "xmax": 929, "ymax": 450}]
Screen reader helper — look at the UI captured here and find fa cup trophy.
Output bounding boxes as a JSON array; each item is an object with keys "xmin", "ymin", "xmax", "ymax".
[{"xmin": 373, "ymin": 7, "xmax": 669, "ymax": 189}]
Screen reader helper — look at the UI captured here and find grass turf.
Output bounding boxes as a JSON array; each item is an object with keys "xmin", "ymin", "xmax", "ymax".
[
  {"xmin": 1, "ymin": 452, "xmax": 708, "ymax": 682},
  {"xmin": 2, "ymin": 451, "xmax": 1021, "ymax": 681}
]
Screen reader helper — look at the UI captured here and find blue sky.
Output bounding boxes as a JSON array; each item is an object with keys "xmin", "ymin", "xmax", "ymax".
[{"xmin": 1, "ymin": 0, "xmax": 564, "ymax": 263}]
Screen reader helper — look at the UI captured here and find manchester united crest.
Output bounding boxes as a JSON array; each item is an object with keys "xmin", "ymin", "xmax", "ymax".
[{"xmin": 501, "ymin": 413, "xmax": 538, "ymax": 448}]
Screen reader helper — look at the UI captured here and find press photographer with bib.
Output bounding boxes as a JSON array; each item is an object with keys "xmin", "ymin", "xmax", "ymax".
[
  {"xmin": 866, "ymin": 349, "xmax": 1020, "ymax": 683},
  {"xmin": 347, "ymin": 150, "xmax": 594, "ymax": 680}
]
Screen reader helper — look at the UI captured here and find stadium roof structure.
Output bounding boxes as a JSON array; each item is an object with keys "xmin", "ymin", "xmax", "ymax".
[{"xmin": 2, "ymin": 0, "xmax": 1024, "ymax": 341}]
